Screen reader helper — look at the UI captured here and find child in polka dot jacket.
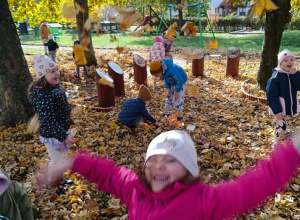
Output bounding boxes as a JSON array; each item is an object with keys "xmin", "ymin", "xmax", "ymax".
[{"xmin": 28, "ymin": 55, "xmax": 75, "ymax": 186}]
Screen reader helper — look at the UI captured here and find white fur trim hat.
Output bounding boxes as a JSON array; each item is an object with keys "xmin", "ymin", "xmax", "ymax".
[
  {"xmin": 31, "ymin": 55, "xmax": 57, "ymax": 78},
  {"xmin": 278, "ymin": 49, "xmax": 295, "ymax": 66},
  {"xmin": 145, "ymin": 130, "xmax": 199, "ymax": 177}
]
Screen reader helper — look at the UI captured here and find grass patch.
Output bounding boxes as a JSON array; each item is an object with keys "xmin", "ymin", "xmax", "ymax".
[{"xmin": 19, "ymin": 30, "xmax": 300, "ymax": 52}]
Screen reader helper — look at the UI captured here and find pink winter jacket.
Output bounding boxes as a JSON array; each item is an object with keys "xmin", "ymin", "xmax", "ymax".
[
  {"xmin": 72, "ymin": 142, "xmax": 300, "ymax": 220},
  {"xmin": 149, "ymin": 42, "xmax": 165, "ymax": 62}
]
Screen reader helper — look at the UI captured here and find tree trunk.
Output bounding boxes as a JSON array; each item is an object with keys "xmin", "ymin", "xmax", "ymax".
[
  {"xmin": 257, "ymin": 0, "xmax": 291, "ymax": 90},
  {"xmin": 177, "ymin": 0, "xmax": 184, "ymax": 36},
  {"xmin": 0, "ymin": 1, "xmax": 34, "ymax": 127},
  {"xmin": 75, "ymin": 0, "xmax": 97, "ymax": 67}
]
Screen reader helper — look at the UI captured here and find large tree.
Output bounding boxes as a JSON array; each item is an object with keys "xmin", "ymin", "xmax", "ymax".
[
  {"xmin": 75, "ymin": 0, "xmax": 97, "ymax": 66},
  {"xmin": 0, "ymin": 0, "xmax": 34, "ymax": 127}
]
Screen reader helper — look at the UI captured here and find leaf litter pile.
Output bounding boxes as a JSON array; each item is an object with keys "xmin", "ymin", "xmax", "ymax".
[{"xmin": 2, "ymin": 47, "xmax": 300, "ymax": 220}]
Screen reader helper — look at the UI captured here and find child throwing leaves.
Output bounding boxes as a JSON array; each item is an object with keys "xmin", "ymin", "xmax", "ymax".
[
  {"xmin": 72, "ymin": 40, "xmax": 89, "ymax": 78},
  {"xmin": 0, "ymin": 168, "xmax": 34, "ymax": 220},
  {"xmin": 150, "ymin": 58, "xmax": 187, "ymax": 121},
  {"xmin": 46, "ymin": 129, "xmax": 300, "ymax": 220},
  {"xmin": 266, "ymin": 49, "xmax": 300, "ymax": 144},
  {"xmin": 118, "ymin": 85, "xmax": 159, "ymax": 128},
  {"xmin": 28, "ymin": 55, "xmax": 75, "ymax": 186},
  {"xmin": 149, "ymin": 36, "xmax": 165, "ymax": 86}
]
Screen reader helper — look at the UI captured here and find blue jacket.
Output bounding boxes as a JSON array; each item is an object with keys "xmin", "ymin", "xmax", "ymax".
[
  {"xmin": 118, "ymin": 98, "xmax": 156, "ymax": 128},
  {"xmin": 161, "ymin": 58, "xmax": 187, "ymax": 92},
  {"xmin": 266, "ymin": 69, "xmax": 300, "ymax": 116}
]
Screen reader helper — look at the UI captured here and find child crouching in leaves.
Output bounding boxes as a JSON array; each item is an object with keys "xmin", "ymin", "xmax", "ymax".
[
  {"xmin": 45, "ymin": 129, "xmax": 300, "ymax": 220},
  {"xmin": 28, "ymin": 55, "xmax": 75, "ymax": 187},
  {"xmin": 0, "ymin": 168, "xmax": 34, "ymax": 220},
  {"xmin": 118, "ymin": 85, "xmax": 159, "ymax": 128}
]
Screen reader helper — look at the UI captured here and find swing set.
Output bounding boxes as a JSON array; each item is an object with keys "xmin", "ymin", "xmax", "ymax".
[{"xmin": 156, "ymin": 2, "xmax": 216, "ymax": 48}]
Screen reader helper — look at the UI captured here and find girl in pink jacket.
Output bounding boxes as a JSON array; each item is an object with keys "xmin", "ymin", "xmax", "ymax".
[
  {"xmin": 47, "ymin": 130, "xmax": 300, "ymax": 220},
  {"xmin": 149, "ymin": 36, "xmax": 165, "ymax": 86}
]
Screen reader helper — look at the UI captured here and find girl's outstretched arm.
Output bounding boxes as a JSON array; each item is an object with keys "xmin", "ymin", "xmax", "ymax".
[{"xmin": 203, "ymin": 136, "xmax": 300, "ymax": 220}]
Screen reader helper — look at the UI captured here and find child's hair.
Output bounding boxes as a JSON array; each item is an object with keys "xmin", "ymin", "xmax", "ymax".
[
  {"xmin": 74, "ymin": 40, "xmax": 80, "ymax": 45},
  {"xmin": 28, "ymin": 77, "xmax": 51, "ymax": 95},
  {"xmin": 48, "ymin": 34, "xmax": 54, "ymax": 40}
]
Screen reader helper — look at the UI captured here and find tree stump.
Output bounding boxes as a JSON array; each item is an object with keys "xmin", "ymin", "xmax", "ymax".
[
  {"xmin": 96, "ymin": 69, "xmax": 115, "ymax": 107},
  {"xmin": 226, "ymin": 47, "xmax": 240, "ymax": 77},
  {"xmin": 133, "ymin": 54, "xmax": 147, "ymax": 85},
  {"xmin": 192, "ymin": 55, "xmax": 204, "ymax": 77},
  {"xmin": 108, "ymin": 61, "xmax": 125, "ymax": 96}
]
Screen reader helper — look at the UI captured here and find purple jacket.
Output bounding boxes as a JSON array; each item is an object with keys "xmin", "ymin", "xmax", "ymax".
[{"xmin": 72, "ymin": 142, "xmax": 300, "ymax": 220}]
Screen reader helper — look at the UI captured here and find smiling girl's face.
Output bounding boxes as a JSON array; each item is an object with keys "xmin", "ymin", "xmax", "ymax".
[
  {"xmin": 45, "ymin": 66, "xmax": 60, "ymax": 86},
  {"xmin": 144, "ymin": 154, "xmax": 188, "ymax": 193},
  {"xmin": 280, "ymin": 56, "xmax": 295, "ymax": 72}
]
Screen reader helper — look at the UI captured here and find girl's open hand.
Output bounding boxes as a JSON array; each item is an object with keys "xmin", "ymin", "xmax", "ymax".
[
  {"xmin": 64, "ymin": 134, "xmax": 75, "ymax": 145},
  {"xmin": 276, "ymin": 112, "xmax": 284, "ymax": 120},
  {"xmin": 289, "ymin": 67, "xmax": 297, "ymax": 74},
  {"xmin": 174, "ymin": 92, "xmax": 179, "ymax": 101}
]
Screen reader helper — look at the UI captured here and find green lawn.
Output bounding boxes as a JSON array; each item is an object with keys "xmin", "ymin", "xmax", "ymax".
[{"xmin": 20, "ymin": 29, "xmax": 300, "ymax": 52}]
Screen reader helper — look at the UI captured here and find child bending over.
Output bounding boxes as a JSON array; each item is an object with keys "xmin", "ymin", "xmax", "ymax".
[{"xmin": 119, "ymin": 85, "xmax": 159, "ymax": 128}]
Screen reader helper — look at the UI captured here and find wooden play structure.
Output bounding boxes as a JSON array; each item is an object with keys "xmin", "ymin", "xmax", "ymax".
[{"xmin": 156, "ymin": 2, "xmax": 216, "ymax": 48}]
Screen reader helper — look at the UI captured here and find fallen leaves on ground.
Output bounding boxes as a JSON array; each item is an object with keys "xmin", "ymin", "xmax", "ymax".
[{"xmin": 1, "ymin": 48, "xmax": 300, "ymax": 219}]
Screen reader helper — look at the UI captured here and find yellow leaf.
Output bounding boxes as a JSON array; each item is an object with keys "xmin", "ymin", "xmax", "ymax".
[
  {"xmin": 99, "ymin": 146, "xmax": 105, "ymax": 152},
  {"xmin": 186, "ymin": 85, "xmax": 199, "ymax": 97},
  {"xmin": 28, "ymin": 192, "xmax": 35, "ymax": 197},
  {"xmin": 248, "ymin": 0, "xmax": 279, "ymax": 19},
  {"xmin": 84, "ymin": 17, "xmax": 91, "ymax": 31},
  {"xmin": 98, "ymin": 77, "xmax": 114, "ymax": 88},
  {"xmin": 61, "ymin": 3, "xmax": 79, "ymax": 19},
  {"xmin": 110, "ymin": 122, "xmax": 117, "ymax": 130}
]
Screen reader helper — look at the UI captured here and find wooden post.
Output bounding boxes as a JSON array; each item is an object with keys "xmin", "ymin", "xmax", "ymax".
[
  {"xmin": 192, "ymin": 55, "xmax": 204, "ymax": 77},
  {"xmin": 108, "ymin": 61, "xmax": 125, "ymax": 97},
  {"xmin": 133, "ymin": 54, "xmax": 147, "ymax": 85},
  {"xmin": 226, "ymin": 47, "xmax": 240, "ymax": 77},
  {"xmin": 96, "ymin": 69, "xmax": 115, "ymax": 107}
]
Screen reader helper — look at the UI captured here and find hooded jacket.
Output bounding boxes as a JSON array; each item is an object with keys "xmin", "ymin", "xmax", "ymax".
[
  {"xmin": 0, "ymin": 168, "xmax": 34, "ymax": 220},
  {"xmin": 72, "ymin": 45, "xmax": 87, "ymax": 66},
  {"xmin": 266, "ymin": 69, "xmax": 300, "ymax": 116},
  {"xmin": 118, "ymin": 97, "xmax": 156, "ymax": 128},
  {"xmin": 44, "ymin": 39, "xmax": 59, "ymax": 52},
  {"xmin": 161, "ymin": 58, "xmax": 187, "ymax": 92},
  {"xmin": 71, "ymin": 141, "xmax": 300, "ymax": 220}
]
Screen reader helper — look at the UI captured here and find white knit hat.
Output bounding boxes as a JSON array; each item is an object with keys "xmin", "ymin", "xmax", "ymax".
[
  {"xmin": 145, "ymin": 130, "xmax": 199, "ymax": 177},
  {"xmin": 31, "ymin": 55, "xmax": 57, "ymax": 78},
  {"xmin": 48, "ymin": 34, "xmax": 54, "ymax": 40},
  {"xmin": 278, "ymin": 49, "xmax": 295, "ymax": 66}
]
